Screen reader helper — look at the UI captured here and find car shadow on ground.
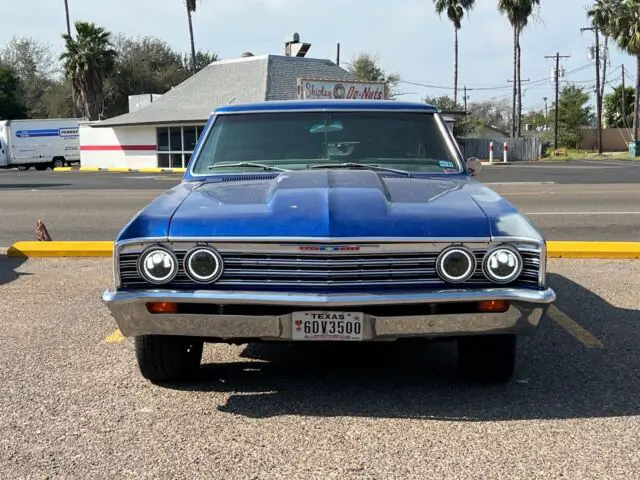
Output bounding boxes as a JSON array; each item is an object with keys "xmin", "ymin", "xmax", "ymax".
[
  {"xmin": 0, "ymin": 255, "xmax": 28, "ymax": 286},
  {"xmin": 165, "ymin": 272, "xmax": 639, "ymax": 422}
]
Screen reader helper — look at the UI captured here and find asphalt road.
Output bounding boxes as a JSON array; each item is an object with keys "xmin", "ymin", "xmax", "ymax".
[
  {"xmin": 479, "ymin": 159, "xmax": 640, "ymax": 184},
  {"xmin": 1, "ymin": 160, "xmax": 640, "ymax": 245},
  {"xmin": 0, "ymin": 257, "xmax": 638, "ymax": 479}
]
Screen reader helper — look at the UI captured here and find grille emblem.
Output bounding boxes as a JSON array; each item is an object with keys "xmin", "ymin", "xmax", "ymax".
[{"xmin": 298, "ymin": 245, "xmax": 361, "ymax": 252}]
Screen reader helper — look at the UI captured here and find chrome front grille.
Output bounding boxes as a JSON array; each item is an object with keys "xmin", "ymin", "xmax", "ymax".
[{"xmin": 118, "ymin": 245, "xmax": 542, "ymax": 291}]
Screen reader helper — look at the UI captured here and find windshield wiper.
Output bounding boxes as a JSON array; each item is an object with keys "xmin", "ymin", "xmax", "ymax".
[
  {"xmin": 208, "ymin": 162, "xmax": 290, "ymax": 172},
  {"xmin": 309, "ymin": 162, "xmax": 413, "ymax": 177}
]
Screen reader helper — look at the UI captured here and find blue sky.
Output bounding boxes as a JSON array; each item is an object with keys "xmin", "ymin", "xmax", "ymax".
[{"xmin": 1, "ymin": 0, "xmax": 636, "ymax": 113}]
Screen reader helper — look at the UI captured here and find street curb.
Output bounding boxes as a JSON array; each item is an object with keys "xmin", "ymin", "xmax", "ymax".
[
  {"xmin": 5, "ymin": 241, "xmax": 640, "ymax": 259},
  {"xmin": 7, "ymin": 241, "xmax": 115, "ymax": 257},
  {"xmin": 547, "ymin": 241, "xmax": 640, "ymax": 259},
  {"xmin": 53, "ymin": 167, "xmax": 186, "ymax": 174}
]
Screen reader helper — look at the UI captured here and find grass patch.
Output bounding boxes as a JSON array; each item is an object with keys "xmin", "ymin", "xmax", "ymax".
[{"xmin": 542, "ymin": 148, "xmax": 637, "ymax": 161}]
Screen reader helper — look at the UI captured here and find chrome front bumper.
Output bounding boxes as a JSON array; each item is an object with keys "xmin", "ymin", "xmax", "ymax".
[{"xmin": 102, "ymin": 288, "xmax": 556, "ymax": 340}]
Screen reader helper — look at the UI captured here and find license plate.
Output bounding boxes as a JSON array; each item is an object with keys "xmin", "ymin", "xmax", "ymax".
[{"xmin": 291, "ymin": 311, "xmax": 364, "ymax": 341}]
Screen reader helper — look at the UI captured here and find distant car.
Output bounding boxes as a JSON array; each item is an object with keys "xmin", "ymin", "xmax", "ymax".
[{"xmin": 102, "ymin": 100, "xmax": 556, "ymax": 383}]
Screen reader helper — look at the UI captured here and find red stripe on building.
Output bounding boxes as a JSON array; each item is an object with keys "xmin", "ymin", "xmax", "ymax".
[{"xmin": 81, "ymin": 144, "xmax": 157, "ymax": 151}]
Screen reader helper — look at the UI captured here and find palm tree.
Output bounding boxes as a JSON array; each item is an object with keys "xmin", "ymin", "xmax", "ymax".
[
  {"xmin": 60, "ymin": 21, "xmax": 117, "ymax": 121},
  {"xmin": 587, "ymin": 0, "xmax": 616, "ymax": 102},
  {"xmin": 63, "ymin": 0, "xmax": 79, "ymax": 117},
  {"xmin": 434, "ymin": 0, "xmax": 475, "ymax": 105},
  {"xmin": 614, "ymin": 0, "xmax": 640, "ymax": 143},
  {"xmin": 589, "ymin": 0, "xmax": 640, "ymax": 143},
  {"xmin": 185, "ymin": 0, "xmax": 198, "ymax": 73},
  {"xmin": 498, "ymin": 0, "xmax": 541, "ymax": 137},
  {"xmin": 600, "ymin": 36, "xmax": 609, "ymax": 102}
]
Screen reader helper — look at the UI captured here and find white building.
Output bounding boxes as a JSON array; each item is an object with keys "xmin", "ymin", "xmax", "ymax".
[{"xmin": 80, "ymin": 39, "xmax": 359, "ymax": 169}]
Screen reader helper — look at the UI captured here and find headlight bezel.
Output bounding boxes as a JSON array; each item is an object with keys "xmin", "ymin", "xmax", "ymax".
[
  {"xmin": 436, "ymin": 246, "xmax": 477, "ymax": 283},
  {"xmin": 482, "ymin": 245, "xmax": 523, "ymax": 284},
  {"xmin": 137, "ymin": 246, "xmax": 179, "ymax": 285},
  {"xmin": 184, "ymin": 246, "xmax": 224, "ymax": 284}
]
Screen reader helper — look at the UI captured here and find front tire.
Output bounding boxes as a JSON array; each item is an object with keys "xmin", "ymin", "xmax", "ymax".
[
  {"xmin": 52, "ymin": 158, "xmax": 65, "ymax": 168},
  {"xmin": 456, "ymin": 334, "xmax": 517, "ymax": 383},
  {"xmin": 134, "ymin": 335, "xmax": 204, "ymax": 382}
]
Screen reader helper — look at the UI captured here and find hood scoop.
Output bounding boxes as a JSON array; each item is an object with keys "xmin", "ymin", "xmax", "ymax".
[
  {"xmin": 205, "ymin": 173, "xmax": 280, "ymax": 183},
  {"xmin": 171, "ymin": 169, "xmax": 491, "ymax": 238}
]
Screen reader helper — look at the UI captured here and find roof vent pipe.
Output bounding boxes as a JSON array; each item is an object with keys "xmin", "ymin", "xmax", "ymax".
[{"xmin": 284, "ymin": 32, "xmax": 311, "ymax": 57}]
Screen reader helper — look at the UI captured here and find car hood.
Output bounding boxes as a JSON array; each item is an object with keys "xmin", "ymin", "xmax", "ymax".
[{"xmin": 166, "ymin": 170, "xmax": 498, "ymax": 238}]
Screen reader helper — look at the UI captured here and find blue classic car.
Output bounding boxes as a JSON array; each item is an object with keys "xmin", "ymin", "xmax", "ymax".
[{"xmin": 103, "ymin": 100, "xmax": 556, "ymax": 383}]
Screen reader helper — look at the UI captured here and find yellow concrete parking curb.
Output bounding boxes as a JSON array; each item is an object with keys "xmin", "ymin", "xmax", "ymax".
[
  {"xmin": 7, "ymin": 241, "xmax": 114, "ymax": 257},
  {"xmin": 547, "ymin": 241, "xmax": 640, "ymax": 259},
  {"xmin": 4, "ymin": 240, "xmax": 640, "ymax": 259}
]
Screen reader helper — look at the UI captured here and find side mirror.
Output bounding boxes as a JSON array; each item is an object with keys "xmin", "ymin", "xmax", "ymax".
[{"xmin": 466, "ymin": 157, "xmax": 481, "ymax": 176}]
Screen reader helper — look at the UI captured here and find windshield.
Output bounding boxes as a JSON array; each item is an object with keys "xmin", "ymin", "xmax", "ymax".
[{"xmin": 190, "ymin": 110, "xmax": 463, "ymax": 175}]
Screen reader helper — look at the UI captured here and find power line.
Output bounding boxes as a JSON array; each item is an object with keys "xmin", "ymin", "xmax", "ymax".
[
  {"xmin": 622, "ymin": 66, "xmax": 634, "ymax": 83},
  {"xmin": 398, "ymin": 62, "xmax": 595, "ymax": 94},
  {"xmin": 494, "ymin": 74, "xmax": 623, "ymax": 118}
]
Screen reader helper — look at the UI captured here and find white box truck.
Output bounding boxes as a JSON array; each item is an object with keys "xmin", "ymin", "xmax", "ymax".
[{"xmin": 0, "ymin": 118, "xmax": 83, "ymax": 171}]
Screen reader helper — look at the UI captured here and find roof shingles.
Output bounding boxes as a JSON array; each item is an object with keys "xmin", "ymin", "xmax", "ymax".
[
  {"xmin": 96, "ymin": 54, "xmax": 358, "ymax": 127},
  {"xmin": 264, "ymin": 55, "xmax": 357, "ymax": 101}
]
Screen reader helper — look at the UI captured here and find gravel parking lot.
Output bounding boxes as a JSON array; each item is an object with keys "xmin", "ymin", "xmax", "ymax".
[{"xmin": 1, "ymin": 257, "xmax": 638, "ymax": 479}]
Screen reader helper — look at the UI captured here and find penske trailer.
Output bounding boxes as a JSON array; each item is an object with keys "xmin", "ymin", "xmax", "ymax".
[{"xmin": 0, "ymin": 118, "xmax": 83, "ymax": 170}]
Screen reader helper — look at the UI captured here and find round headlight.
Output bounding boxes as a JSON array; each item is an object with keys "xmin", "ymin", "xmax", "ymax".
[
  {"xmin": 483, "ymin": 246, "xmax": 523, "ymax": 283},
  {"xmin": 138, "ymin": 247, "xmax": 178, "ymax": 284},
  {"xmin": 436, "ymin": 247, "xmax": 476, "ymax": 283},
  {"xmin": 184, "ymin": 247, "xmax": 223, "ymax": 283}
]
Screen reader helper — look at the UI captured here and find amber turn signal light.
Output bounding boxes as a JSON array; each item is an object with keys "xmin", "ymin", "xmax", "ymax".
[
  {"xmin": 477, "ymin": 300, "xmax": 510, "ymax": 313},
  {"xmin": 146, "ymin": 302, "xmax": 179, "ymax": 314}
]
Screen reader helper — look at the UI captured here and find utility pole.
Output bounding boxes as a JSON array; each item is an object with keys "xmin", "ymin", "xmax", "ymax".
[
  {"xmin": 336, "ymin": 42, "xmax": 341, "ymax": 66},
  {"xmin": 545, "ymin": 53, "xmax": 571, "ymax": 151},
  {"xmin": 463, "ymin": 86, "xmax": 469, "ymax": 112},
  {"xmin": 621, "ymin": 64, "xmax": 626, "ymax": 122},
  {"xmin": 543, "ymin": 97, "xmax": 548, "ymax": 130},
  {"xmin": 581, "ymin": 26, "xmax": 602, "ymax": 154}
]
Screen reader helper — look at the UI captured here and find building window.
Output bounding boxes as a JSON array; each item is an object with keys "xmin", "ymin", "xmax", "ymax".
[{"xmin": 156, "ymin": 125, "xmax": 206, "ymax": 168}]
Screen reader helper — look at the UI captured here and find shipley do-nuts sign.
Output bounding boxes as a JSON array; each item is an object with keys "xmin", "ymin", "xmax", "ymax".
[{"xmin": 297, "ymin": 78, "xmax": 388, "ymax": 100}]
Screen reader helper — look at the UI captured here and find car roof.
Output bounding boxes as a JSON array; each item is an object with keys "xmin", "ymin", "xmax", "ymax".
[{"xmin": 212, "ymin": 99, "xmax": 439, "ymax": 115}]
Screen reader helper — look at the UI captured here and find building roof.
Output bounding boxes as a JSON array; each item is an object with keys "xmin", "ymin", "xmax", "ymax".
[
  {"xmin": 95, "ymin": 54, "xmax": 359, "ymax": 128},
  {"xmin": 480, "ymin": 124, "xmax": 509, "ymax": 136}
]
